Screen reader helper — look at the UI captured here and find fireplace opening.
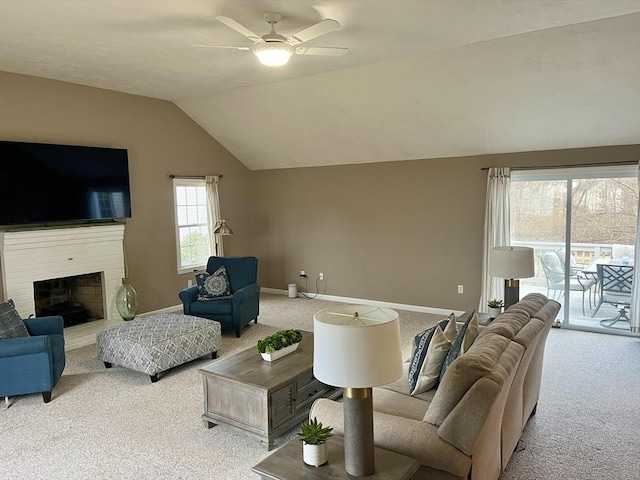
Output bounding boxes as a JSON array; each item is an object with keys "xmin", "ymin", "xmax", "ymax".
[{"xmin": 34, "ymin": 272, "xmax": 104, "ymax": 327}]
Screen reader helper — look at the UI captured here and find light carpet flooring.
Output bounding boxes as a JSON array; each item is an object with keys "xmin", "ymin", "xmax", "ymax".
[{"xmin": 1, "ymin": 293, "xmax": 639, "ymax": 479}]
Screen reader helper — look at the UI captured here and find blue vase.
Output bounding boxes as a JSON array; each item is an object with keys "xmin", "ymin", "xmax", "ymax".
[{"xmin": 116, "ymin": 279, "xmax": 138, "ymax": 321}]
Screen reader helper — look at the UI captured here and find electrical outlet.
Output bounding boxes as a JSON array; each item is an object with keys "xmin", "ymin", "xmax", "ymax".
[
  {"xmin": 457, "ymin": 285, "xmax": 464, "ymax": 294},
  {"xmin": 300, "ymin": 270, "xmax": 307, "ymax": 278},
  {"xmin": 188, "ymin": 279, "xmax": 193, "ymax": 287},
  {"xmin": 319, "ymin": 272, "xmax": 324, "ymax": 280}
]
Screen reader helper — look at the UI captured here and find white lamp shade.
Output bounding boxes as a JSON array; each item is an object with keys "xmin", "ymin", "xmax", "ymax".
[
  {"xmin": 313, "ymin": 305, "xmax": 403, "ymax": 388},
  {"xmin": 490, "ymin": 246, "xmax": 535, "ymax": 279}
]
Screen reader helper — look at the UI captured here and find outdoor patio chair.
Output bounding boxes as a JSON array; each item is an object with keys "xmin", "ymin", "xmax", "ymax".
[
  {"xmin": 592, "ymin": 264, "xmax": 633, "ymax": 327},
  {"xmin": 539, "ymin": 251, "xmax": 596, "ymax": 316}
]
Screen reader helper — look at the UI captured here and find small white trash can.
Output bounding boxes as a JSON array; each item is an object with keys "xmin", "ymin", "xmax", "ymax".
[{"xmin": 288, "ymin": 283, "xmax": 298, "ymax": 298}]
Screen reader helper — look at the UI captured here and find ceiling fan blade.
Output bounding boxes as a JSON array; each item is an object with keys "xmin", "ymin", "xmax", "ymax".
[
  {"xmin": 287, "ymin": 19, "xmax": 340, "ymax": 45},
  {"xmin": 215, "ymin": 16, "xmax": 263, "ymax": 43},
  {"xmin": 295, "ymin": 46, "xmax": 348, "ymax": 56},
  {"xmin": 193, "ymin": 44, "xmax": 250, "ymax": 51}
]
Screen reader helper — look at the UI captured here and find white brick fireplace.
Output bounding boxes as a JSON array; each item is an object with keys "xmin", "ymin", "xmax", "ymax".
[{"xmin": 0, "ymin": 224, "xmax": 126, "ymax": 343}]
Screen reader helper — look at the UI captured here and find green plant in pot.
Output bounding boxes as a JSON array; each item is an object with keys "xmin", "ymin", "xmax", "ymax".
[
  {"xmin": 487, "ymin": 298, "xmax": 504, "ymax": 319},
  {"xmin": 298, "ymin": 417, "xmax": 333, "ymax": 467},
  {"xmin": 256, "ymin": 329, "xmax": 303, "ymax": 361}
]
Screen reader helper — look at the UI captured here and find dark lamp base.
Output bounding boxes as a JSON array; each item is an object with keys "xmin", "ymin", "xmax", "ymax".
[
  {"xmin": 504, "ymin": 279, "xmax": 520, "ymax": 310},
  {"xmin": 343, "ymin": 388, "xmax": 375, "ymax": 476}
]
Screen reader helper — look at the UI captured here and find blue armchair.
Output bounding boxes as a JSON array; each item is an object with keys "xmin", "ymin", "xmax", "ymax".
[
  {"xmin": 0, "ymin": 315, "xmax": 66, "ymax": 403},
  {"xmin": 179, "ymin": 256, "xmax": 260, "ymax": 338}
]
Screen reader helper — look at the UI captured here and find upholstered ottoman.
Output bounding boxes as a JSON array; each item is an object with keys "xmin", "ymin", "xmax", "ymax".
[{"xmin": 96, "ymin": 313, "xmax": 221, "ymax": 382}]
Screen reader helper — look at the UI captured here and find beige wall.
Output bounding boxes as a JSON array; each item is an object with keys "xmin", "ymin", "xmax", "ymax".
[
  {"xmin": 251, "ymin": 146, "xmax": 640, "ymax": 311},
  {"xmin": 1, "ymin": 72, "xmax": 638, "ymax": 314},
  {"xmin": 0, "ymin": 72, "xmax": 253, "ymax": 312}
]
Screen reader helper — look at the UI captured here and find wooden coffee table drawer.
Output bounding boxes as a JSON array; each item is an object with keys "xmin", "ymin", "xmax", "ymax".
[{"xmin": 271, "ymin": 383, "xmax": 295, "ymax": 429}]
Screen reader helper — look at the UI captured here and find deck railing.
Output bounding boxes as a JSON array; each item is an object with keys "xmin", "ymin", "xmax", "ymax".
[{"xmin": 511, "ymin": 241, "xmax": 616, "ymax": 286}]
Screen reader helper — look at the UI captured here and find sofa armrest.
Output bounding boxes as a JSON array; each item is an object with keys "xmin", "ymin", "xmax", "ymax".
[
  {"xmin": 24, "ymin": 316, "xmax": 64, "ymax": 336},
  {"xmin": 310, "ymin": 398, "xmax": 471, "ymax": 478},
  {"xmin": 232, "ymin": 282, "xmax": 260, "ymax": 306},
  {"xmin": 179, "ymin": 285, "xmax": 199, "ymax": 313},
  {"xmin": 0, "ymin": 335, "xmax": 49, "ymax": 358}
]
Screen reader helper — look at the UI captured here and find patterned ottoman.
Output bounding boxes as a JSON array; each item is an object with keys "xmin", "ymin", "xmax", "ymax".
[{"xmin": 96, "ymin": 313, "xmax": 221, "ymax": 382}]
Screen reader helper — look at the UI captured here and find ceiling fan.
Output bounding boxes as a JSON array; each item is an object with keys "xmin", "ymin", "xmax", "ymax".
[{"xmin": 195, "ymin": 12, "xmax": 347, "ymax": 67}]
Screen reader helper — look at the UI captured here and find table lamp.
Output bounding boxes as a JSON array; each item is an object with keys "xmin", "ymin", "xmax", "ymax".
[
  {"xmin": 313, "ymin": 305, "xmax": 403, "ymax": 477},
  {"xmin": 490, "ymin": 246, "xmax": 535, "ymax": 309}
]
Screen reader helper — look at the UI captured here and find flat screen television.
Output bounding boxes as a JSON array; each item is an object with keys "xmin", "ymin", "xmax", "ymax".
[{"xmin": 0, "ymin": 141, "xmax": 132, "ymax": 226}]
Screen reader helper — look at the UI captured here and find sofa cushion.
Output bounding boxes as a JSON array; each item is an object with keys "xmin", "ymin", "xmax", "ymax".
[
  {"xmin": 195, "ymin": 266, "xmax": 233, "ymax": 301},
  {"xmin": 505, "ymin": 293, "xmax": 548, "ymax": 317},
  {"xmin": 438, "ymin": 341, "xmax": 524, "ymax": 456},
  {"xmin": 373, "ymin": 387, "xmax": 430, "ymax": 420},
  {"xmin": 0, "ymin": 299, "xmax": 29, "ymax": 339},
  {"xmin": 189, "ymin": 299, "xmax": 233, "ymax": 316},
  {"xmin": 378, "ymin": 363, "xmax": 437, "ymax": 403},
  {"xmin": 425, "ymin": 332, "xmax": 512, "ymax": 427}
]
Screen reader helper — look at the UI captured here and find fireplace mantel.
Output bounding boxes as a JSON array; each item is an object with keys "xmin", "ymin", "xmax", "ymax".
[{"xmin": 0, "ymin": 224, "xmax": 126, "ymax": 322}]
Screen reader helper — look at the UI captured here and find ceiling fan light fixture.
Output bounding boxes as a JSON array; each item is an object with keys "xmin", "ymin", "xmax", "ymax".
[{"xmin": 252, "ymin": 42, "xmax": 293, "ymax": 67}]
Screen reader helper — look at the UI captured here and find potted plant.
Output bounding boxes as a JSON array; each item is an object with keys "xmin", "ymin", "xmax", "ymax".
[
  {"xmin": 487, "ymin": 299, "xmax": 504, "ymax": 319},
  {"xmin": 298, "ymin": 417, "xmax": 333, "ymax": 467},
  {"xmin": 256, "ymin": 329, "xmax": 303, "ymax": 361}
]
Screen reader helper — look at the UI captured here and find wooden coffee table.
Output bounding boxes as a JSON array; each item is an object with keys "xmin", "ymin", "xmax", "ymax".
[
  {"xmin": 199, "ymin": 331, "xmax": 342, "ymax": 450},
  {"xmin": 252, "ymin": 435, "xmax": 420, "ymax": 479}
]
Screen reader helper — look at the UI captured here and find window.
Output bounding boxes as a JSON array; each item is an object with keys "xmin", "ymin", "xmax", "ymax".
[
  {"xmin": 510, "ymin": 165, "xmax": 637, "ymax": 333},
  {"xmin": 173, "ymin": 179, "xmax": 211, "ymax": 273}
]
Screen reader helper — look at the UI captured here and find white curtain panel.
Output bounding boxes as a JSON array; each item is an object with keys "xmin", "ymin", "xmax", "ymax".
[
  {"xmin": 479, "ymin": 167, "xmax": 511, "ymax": 312},
  {"xmin": 205, "ymin": 176, "xmax": 223, "ymax": 256},
  {"xmin": 631, "ymin": 162, "xmax": 640, "ymax": 333}
]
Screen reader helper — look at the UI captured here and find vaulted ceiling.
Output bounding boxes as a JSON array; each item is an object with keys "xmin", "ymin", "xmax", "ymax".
[{"xmin": 1, "ymin": 0, "xmax": 639, "ymax": 169}]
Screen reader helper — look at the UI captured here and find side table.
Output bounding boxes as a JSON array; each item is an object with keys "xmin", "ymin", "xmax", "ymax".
[
  {"xmin": 477, "ymin": 312, "xmax": 492, "ymax": 326},
  {"xmin": 252, "ymin": 435, "xmax": 420, "ymax": 480}
]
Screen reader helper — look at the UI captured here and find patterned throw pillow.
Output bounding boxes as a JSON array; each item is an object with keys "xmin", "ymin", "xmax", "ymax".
[
  {"xmin": 439, "ymin": 310, "xmax": 478, "ymax": 383},
  {"xmin": 408, "ymin": 316, "xmax": 455, "ymax": 395},
  {"xmin": 0, "ymin": 299, "xmax": 30, "ymax": 339},
  {"xmin": 195, "ymin": 266, "xmax": 233, "ymax": 301}
]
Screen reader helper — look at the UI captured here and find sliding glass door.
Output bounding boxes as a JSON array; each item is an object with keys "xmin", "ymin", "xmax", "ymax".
[{"xmin": 511, "ymin": 166, "xmax": 638, "ymax": 334}]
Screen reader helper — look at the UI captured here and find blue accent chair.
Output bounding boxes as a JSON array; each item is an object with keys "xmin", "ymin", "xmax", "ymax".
[
  {"xmin": 179, "ymin": 256, "xmax": 260, "ymax": 338},
  {"xmin": 0, "ymin": 315, "xmax": 66, "ymax": 403}
]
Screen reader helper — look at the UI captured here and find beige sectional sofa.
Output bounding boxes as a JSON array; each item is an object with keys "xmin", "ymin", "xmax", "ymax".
[{"xmin": 310, "ymin": 293, "xmax": 560, "ymax": 480}]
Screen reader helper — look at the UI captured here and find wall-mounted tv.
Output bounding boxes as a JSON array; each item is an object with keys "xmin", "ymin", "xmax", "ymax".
[{"xmin": 0, "ymin": 141, "xmax": 132, "ymax": 226}]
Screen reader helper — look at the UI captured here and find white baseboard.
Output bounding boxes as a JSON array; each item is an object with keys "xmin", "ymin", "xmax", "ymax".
[
  {"xmin": 261, "ymin": 288, "xmax": 464, "ymax": 317},
  {"xmin": 66, "ymin": 292, "xmax": 463, "ymax": 351}
]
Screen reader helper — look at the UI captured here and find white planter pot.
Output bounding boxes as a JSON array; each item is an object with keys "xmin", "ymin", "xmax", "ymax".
[
  {"xmin": 488, "ymin": 307, "xmax": 502, "ymax": 319},
  {"xmin": 303, "ymin": 442, "xmax": 327, "ymax": 467},
  {"xmin": 260, "ymin": 342, "xmax": 299, "ymax": 362}
]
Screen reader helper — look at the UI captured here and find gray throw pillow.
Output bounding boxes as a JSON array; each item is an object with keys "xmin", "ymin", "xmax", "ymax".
[
  {"xmin": 0, "ymin": 299, "xmax": 30, "ymax": 339},
  {"xmin": 195, "ymin": 266, "xmax": 233, "ymax": 301}
]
